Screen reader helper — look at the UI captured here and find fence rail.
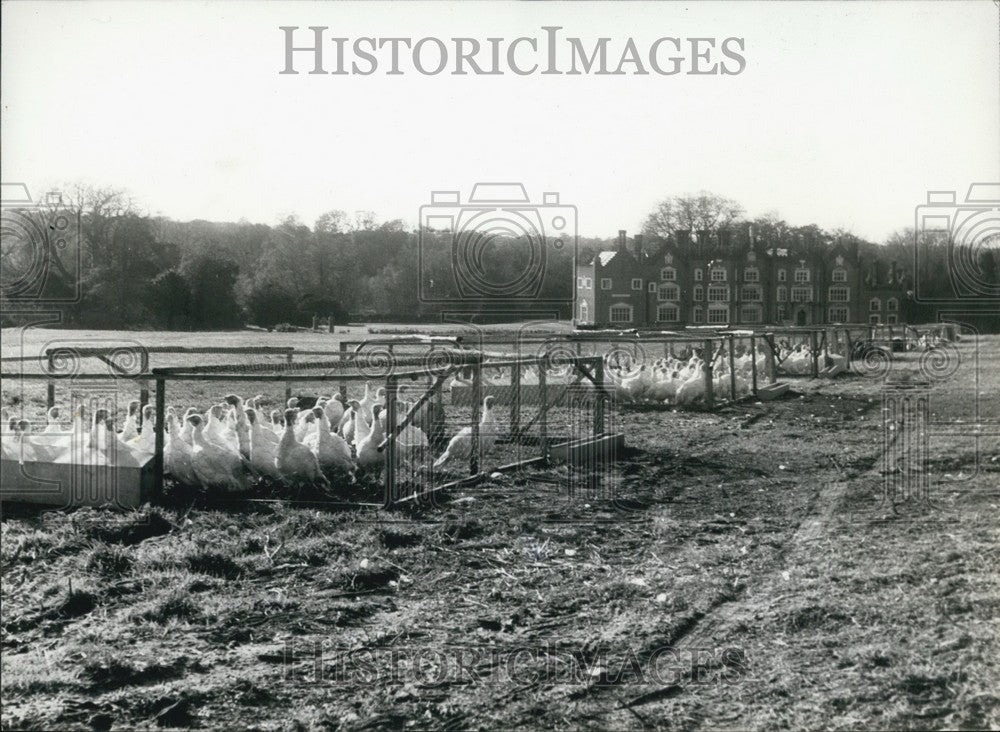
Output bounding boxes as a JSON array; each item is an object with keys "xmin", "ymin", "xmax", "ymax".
[{"xmin": 2, "ymin": 350, "xmax": 617, "ymax": 510}]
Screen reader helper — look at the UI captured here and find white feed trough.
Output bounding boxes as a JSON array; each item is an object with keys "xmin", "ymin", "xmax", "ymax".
[{"xmin": 1, "ymin": 433, "xmax": 155, "ymax": 509}]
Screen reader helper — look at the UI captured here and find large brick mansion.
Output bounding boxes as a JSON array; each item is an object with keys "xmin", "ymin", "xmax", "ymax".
[{"xmin": 575, "ymin": 230, "xmax": 909, "ymax": 328}]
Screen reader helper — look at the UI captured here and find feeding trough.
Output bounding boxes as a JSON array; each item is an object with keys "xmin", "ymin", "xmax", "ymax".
[{"xmin": 1, "ymin": 450, "xmax": 156, "ymax": 509}]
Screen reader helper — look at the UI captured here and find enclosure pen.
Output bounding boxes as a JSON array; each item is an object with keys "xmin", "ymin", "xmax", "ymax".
[
  {"xmin": 2, "ymin": 323, "xmax": 888, "ymax": 511},
  {"xmin": 143, "ymin": 349, "xmax": 618, "ymax": 509}
]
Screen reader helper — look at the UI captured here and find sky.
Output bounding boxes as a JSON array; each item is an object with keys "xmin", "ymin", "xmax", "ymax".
[{"xmin": 2, "ymin": 1, "xmax": 998, "ymax": 242}]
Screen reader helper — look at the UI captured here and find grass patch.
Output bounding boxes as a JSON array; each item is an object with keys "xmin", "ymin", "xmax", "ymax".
[
  {"xmin": 133, "ymin": 589, "xmax": 202, "ymax": 624},
  {"xmin": 441, "ymin": 517, "xmax": 482, "ymax": 542},
  {"xmin": 86, "ymin": 544, "xmax": 134, "ymax": 576},
  {"xmin": 328, "ymin": 562, "xmax": 400, "ymax": 591},
  {"xmin": 378, "ymin": 529, "xmax": 422, "ymax": 549},
  {"xmin": 83, "ymin": 506, "xmax": 174, "ymax": 546},
  {"xmin": 185, "ymin": 549, "xmax": 243, "ymax": 579},
  {"xmin": 81, "ymin": 652, "xmax": 195, "ymax": 690},
  {"xmin": 782, "ymin": 604, "xmax": 852, "ymax": 632}
]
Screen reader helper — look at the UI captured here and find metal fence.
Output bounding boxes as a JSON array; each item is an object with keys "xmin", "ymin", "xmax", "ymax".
[{"xmin": 2, "ymin": 346, "xmax": 618, "ymax": 509}]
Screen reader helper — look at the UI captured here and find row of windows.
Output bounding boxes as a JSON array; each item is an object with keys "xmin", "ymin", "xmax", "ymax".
[
  {"xmin": 828, "ymin": 307, "xmax": 894, "ymax": 324},
  {"xmin": 601, "ymin": 303, "xmax": 764, "ymax": 325},
  {"xmin": 580, "ymin": 299, "xmax": 903, "ymax": 327},
  {"xmin": 584, "ymin": 282, "xmax": 897, "ymax": 312},
  {"xmin": 590, "ymin": 283, "xmax": 883, "ymax": 306},
  {"xmin": 791, "ymin": 286, "xmax": 813, "ymax": 302},
  {"xmin": 582, "ymin": 302, "xmax": 901, "ymax": 326},
  {"xmin": 659, "ymin": 284, "xmax": 763, "ymax": 302},
  {"xmin": 590, "ymin": 267, "xmax": 852, "ymax": 290}
]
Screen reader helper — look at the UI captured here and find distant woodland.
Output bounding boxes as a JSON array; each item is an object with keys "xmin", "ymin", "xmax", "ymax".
[{"xmin": 1, "ymin": 186, "xmax": 996, "ymax": 330}]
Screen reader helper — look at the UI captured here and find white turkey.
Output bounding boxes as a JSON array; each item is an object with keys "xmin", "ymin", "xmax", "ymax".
[
  {"xmin": 269, "ymin": 409, "xmax": 284, "ymax": 436},
  {"xmin": 276, "ymin": 408, "xmax": 330, "ymax": 489},
  {"xmin": 245, "ymin": 408, "xmax": 281, "ymax": 480},
  {"xmin": 323, "ymin": 393, "xmax": 346, "ymax": 426},
  {"xmin": 119, "ymin": 400, "xmax": 141, "ymax": 443},
  {"xmin": 303, "ymin": 406, "xmax": 355, "ymax": 477},
  {"xmin": 343, "ymin": 399, "xmax": 370, "ymax": 447},
  {"xmin": 223, "ymin": 394, "xmax": 252, "ymax": 457},
  {"xmin": 204, "ymin": 404, "xmax": 239, "ymax": 455},
  {"xmin": 355, "ymin": 405, "xmax": 385, "ymax": 471},
  {"xmin": 294, "ymin": 408, "xmax": 316, "ymax": 443},
  {"xmin": 433, "ymin": 396, "xmax": 498, "ymax": 470},
  {"xmin": 126, "ymin": 404, "xmax": 158, "ymax": 457},
  {"xmin": 188, "ymin": 413, "xmax": 247, "ymax": 492},
  {"xmin": 43, "ymin": 407, "xmax": 63, "ymax": 433}
]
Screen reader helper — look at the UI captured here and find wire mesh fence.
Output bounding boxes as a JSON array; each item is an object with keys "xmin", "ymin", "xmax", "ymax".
[
  {"xmin": 757, "ymin": 329, "xmax": 821, "ymax": 378},
  {"xmin": 463, "ymin": 331, "xmax": 759, "ymax": 408},
  {"xmin": 6, "ymin": 322, "xmax": 903, "ymax": 510}
]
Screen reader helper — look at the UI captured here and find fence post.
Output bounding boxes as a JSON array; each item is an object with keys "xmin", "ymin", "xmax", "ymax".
[
  {"xmin": 593, "ymin": 356, "xmax": 605, "ymax": 439},
  {"xmin": 764, "ymin": 335, "xmax": 777, "ymax": 384},
  {"xmin": 285, "ymin": 351, "xmax": 294, "ymax": 402},
  {"xmin": 46, "ymin": 349, "xmax": 55, "ymax": 409},
  {"xmin": 433, "ymin": 368, "xmax": 445, "ymax": 449},
  {"xmin": 470, "ymin": 361, "xmax": 482, "ymax": 476},
  {"xmin": 703, "ymin": 339, "xmax": 715, "ymax": 409},
  {"xmin": 510, "ymin": 361, "xmax": 521, "ymax": 440},
  {"xmin": 810, "ymin": 330, "xmax": 819, "ymax": 378},
  {"xmin": 728, "ymin": 335, "xmax": 737, "ymax": 401},
  {"xmin": 153, "ymin": 378, "xmax": 166, "ymax": 499},
  {"xmin": 384, "ymin": 376, "xmax": 397, "ymax": 507},
  {"xmin": 750, "ymin": 335, "xmax": 758, "ymax": 396},
  {"xmin": 338, "ymin": 342, "xmax": 348, "ymax": 403},
  {"xmin": 539, "ymin": 363, "xmax": 548, "ymax": 459},
  {"xmin": 139, "ymin": 349, "xmax": 150, "ymax": 428}
]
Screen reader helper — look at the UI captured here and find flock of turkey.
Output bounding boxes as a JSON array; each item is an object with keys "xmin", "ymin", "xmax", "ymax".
[
  {"xmin": 1, "ymin": 381, "xmax": 502, "ymax": 493},
  {"xmin": 603, "ymin": 342, "xmax": 840, "ymax": 404},
  {"xmin": 2, "ymin": 342, "xmax": 838, "ymax": 491}
]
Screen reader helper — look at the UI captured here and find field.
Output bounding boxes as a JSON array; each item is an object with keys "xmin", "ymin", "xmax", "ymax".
[{"xmin": 2, "ymin": 327, "xmax": 999, "ymax": 730}]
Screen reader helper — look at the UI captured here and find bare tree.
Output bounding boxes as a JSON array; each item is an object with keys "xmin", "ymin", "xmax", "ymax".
[
  {"xmin": 314, "ymin": 210, "xmax": 349, "ymax": 234},
  {"xmin": 641, "ymin": 191, "xmax": 744, "ymax": 238}
]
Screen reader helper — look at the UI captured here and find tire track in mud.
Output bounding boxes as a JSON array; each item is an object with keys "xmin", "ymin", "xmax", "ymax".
[
  {"xmin": 597, "ymin": 408, "xmax": 898, "ymax": 727},
  {"xmin": 587, "ymin": 473, "xmax": 853, "ymax": 729}
]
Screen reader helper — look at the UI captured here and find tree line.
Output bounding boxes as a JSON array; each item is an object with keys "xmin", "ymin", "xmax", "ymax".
[{"xmin": 1, "ymin": 186, "xmax": 995, "ymax": 330}]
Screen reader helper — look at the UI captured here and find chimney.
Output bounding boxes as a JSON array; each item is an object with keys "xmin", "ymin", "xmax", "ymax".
[
  {"xmin": 868, "ymin": 260, "xmax": 879, "ymax": 286},
  {"xmin": 633, "ymin": 233, "xmax": 645, "ymax": 258},
  {"xmin": 618, "ymin": 229, "xmax": 627, "ymax": 251},
  {"xmin": 888, "ymin": 260, "xmax": 897, "ymax": 284}
]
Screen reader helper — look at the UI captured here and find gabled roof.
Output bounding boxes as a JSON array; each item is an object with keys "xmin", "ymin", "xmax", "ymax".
[{"xmin": 597, "ymin": 250, "xmax": 618, "ymax": 266}]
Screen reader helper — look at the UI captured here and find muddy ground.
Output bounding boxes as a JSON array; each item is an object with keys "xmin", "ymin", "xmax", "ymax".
[{"xmin": 1, "ymin": 335, "xmax": 998, "ymax": 730}]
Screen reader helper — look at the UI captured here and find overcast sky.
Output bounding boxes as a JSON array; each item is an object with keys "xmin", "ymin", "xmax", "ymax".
[{"xmin": 2, "ymin": 1, "xmax": 997, "ymax": 241}]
